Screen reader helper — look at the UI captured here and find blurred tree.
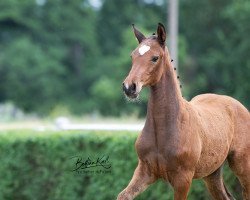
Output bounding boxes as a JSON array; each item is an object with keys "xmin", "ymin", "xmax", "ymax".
[
  {"xmin": 179, "ymin": 0, "xmax": 250, "ymax": 109},
  {"xmin": 0, "ymin": 37, "xmax": 66, "ymax": 113},
  {"xmin": 216, "ymin": 0, "xmax": 250, "ymax": 107},
  {"xmin": 97, "ymin": 0, "xmax": 166, "ymax": 55},
  {"xmin": 0, "ymin": 0, "xmax": 99, "ymax": 114}
]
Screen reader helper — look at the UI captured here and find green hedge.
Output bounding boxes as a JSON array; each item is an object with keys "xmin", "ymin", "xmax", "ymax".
[{"xmin": 0, "ymin": 131, "xmax": 242, "ymax": 200}]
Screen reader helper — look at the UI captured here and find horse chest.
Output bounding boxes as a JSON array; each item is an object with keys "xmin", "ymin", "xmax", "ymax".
[
  {"xmin": 136, "ymin": 130, "xmax": 174, "ymax": 156},
  {"xmin": 135, "ymin": 131, "xmax": 188, "ymax": 177}
]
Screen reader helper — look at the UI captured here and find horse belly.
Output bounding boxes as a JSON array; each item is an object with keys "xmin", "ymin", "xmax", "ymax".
[{"xmin": 194, "ymin": 147, "xmax": 229, "ymax": 178}]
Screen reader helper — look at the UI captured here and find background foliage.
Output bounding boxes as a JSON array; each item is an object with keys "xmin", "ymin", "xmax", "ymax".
[
  {"xmin": 0, "ymin": 0, "xmax": 249, "ymax": 116},
  {"xmin": 0, "ymin": 131, "xmax": 242, "ymax": 200}
]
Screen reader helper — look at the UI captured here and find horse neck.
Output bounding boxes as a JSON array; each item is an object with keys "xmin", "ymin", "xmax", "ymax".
[{"xmin": 146, "ymin": 56, "xmax": 184, "ymax": 133}]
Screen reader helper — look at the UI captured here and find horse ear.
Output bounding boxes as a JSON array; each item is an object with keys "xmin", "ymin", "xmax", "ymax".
[
  {"xmin": 132, "ymin": 24, "xmax": 146, "ymax": 44},
  {"xmin": 157, "ymin": 23, "xmax": 166, "ymax": 47}
]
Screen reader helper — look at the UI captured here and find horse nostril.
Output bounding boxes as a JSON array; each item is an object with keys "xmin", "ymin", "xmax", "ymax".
[
  {"xmin": 130, "ymin": 83, "xmax": 136, "ymax": 93},
  {"xmin": 122, "ymin": 82, "xmax": 137, "ymax": 97}
]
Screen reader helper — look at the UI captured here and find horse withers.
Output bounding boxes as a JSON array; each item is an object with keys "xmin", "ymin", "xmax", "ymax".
[{"xmin": 117, "ymin": 23, "xmax": 250, "ymax": 200}]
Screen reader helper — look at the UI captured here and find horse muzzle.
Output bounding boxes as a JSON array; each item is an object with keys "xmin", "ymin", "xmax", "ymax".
[{"xmin": 122, "ymin": 82, "xmax": 142, "ymax": 99}]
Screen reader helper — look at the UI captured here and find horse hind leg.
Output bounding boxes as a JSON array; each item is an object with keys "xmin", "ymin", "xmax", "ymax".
[
  {"xmin": 227, "ymin": 150, "xmax": 250, "ymax": 200},
  {"xmin": 203, "ymin": 166, "xmax": 235, "ymax": 200}
]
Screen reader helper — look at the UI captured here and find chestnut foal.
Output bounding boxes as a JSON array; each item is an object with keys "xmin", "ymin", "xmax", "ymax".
[{"xmin": 117, "ymin": 23, "xmax": 250, "ymax": 200}]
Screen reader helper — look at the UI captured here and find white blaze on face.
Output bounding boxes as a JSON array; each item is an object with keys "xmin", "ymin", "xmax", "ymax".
[{"xmin": 138, "ymin": 45, "xmax": 150, "ymax": 55}]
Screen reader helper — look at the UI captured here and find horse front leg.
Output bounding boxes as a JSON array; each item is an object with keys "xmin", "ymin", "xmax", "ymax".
[
  {"xmin": 117, "ymin": 161, "xmax": 156, "ymax": 200},
  {"xmin": 168, "ymin": 170, "xmax": 194, "ymax": 200}
]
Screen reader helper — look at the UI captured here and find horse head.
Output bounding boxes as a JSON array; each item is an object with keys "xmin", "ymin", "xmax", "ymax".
[{"xmin": 122, "ymin": 23, "xmax": 171, "ymax": 99}]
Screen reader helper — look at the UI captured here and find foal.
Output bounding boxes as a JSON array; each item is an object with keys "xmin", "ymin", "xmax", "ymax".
[{"xmin": 117, "ymin": 23, "xmax": 250, "ymax": 200}]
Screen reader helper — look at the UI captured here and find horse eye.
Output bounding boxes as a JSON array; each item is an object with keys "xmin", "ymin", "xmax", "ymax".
[{"xmin": 151, "ymin": 56, "xmax": 159, "ymax": 63}]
